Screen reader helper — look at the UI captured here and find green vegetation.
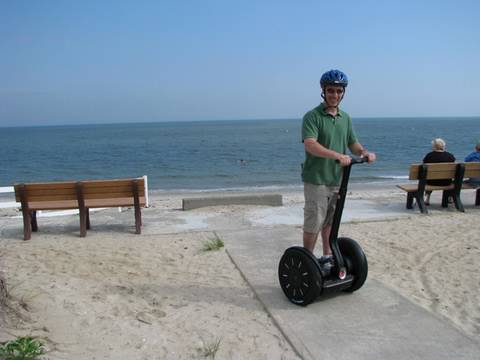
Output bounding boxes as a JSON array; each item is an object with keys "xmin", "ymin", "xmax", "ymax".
[
  {"xmin": 201, "ymin": 238, "xmax": 224, "ymax": 252},
  {"xmin": 200, "ymin": 337, "xmax": 222, "ymax": 359},
  {"xmin": 0, "ymin": 337, "xmax": 45, "ymax": 360}
]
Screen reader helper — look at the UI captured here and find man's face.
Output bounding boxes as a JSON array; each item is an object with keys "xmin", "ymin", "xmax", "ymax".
[{"xmin": 324, "ymin": 85, "xmax": 345, "ymax": 107}]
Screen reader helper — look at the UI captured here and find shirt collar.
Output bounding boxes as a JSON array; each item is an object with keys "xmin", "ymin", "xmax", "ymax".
[{"xmin": 319, "ymin": 102, "xmax": 343, "ymax": 118}]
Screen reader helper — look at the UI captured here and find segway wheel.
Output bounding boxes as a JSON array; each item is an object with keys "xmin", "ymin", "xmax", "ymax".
[
  {"xmin": 278, "ymin": 246, "xmax": 323, "ymax": 306},
  {"xmin": 338, "ymin": 237, "xmax": 368, "ymax": 292}
]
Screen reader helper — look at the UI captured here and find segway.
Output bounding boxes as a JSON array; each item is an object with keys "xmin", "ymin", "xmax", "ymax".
[{"xmin": 278, "ymin": 157, "xmax": 369, "ymax": 306}]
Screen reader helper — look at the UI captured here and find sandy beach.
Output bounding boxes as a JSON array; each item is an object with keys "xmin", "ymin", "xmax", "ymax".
[{"xmin": 0, "ymin": 186, "xmax": 479, "ymax": 359}]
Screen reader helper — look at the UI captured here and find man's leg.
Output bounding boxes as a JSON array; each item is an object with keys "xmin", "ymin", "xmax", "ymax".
[
  {"xmin": 303, "ymin": 231, "xmax": 318, "ymax": 253},
  {"xmin": 425, "ymin": 190, "xmax": 432, "ymax": 205},
  {"xmin": 303, "ymin": 183, "xmax": 332, "ymax": 255},
  {"xmin": 303, "ymin": 182, "xmax": 321, "ymax": 253},
  {"xmin": 321, "ymin": 225, "xmax": 332, "ymax": 256},
  {"xmin": 320, "ymin": 189, "xmax": 338, "ymax": 256}
]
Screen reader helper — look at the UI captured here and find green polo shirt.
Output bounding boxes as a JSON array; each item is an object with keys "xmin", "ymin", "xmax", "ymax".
[{"xmin": 301, "ymin": 103, "xmax": 357, "ymax": 186}]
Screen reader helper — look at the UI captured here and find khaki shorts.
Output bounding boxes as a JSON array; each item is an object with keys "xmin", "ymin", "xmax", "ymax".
[{"xmin": 303, "ymin": 183, "xmax": 338, "ymax": 234}]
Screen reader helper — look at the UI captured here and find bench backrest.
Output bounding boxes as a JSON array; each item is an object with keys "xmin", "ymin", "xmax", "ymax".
[
  {"xmin": 81, "ymin": 179, "xmax": 145, "ymax": 200},
  {"xmin": 464, "ymin": 162, "xmax": 480, "ymax": 178},
  {"xmin": 14, "ymin": 178, "xmax": 145, "ymax": 203},
  {"xmin": 14, "ymin": 181, "xmax": 77, "ymax": 202},
  {"xmin": 409, "ymin": 163, "xmax": 457, "ymax": 181}
]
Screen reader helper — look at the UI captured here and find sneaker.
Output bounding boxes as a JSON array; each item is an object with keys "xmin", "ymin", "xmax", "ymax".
[
  {"xmin": 318, "ymin": 255, "xmax": 335, "ymax": 274},
  {"xmin": 318, "ymin": 255, "xmax": 335, "ymax": 267}
]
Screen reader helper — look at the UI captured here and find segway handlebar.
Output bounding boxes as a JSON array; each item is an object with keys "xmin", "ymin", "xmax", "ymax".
[{"xmin": 336, "ymin": 156, "xmax": 369, "ymax": 165}]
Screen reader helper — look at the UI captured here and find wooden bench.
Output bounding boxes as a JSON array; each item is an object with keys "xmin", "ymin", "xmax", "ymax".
[
  {"xmin": 397, "ymin": 162, "xmax": 480, "ymax": 214},
  {"xmin": 462, "ymin": 162, "xmax": 480, "ymax": 206},
  {"xmin": 397, "ymin": 163, "xmax": 461, "ymax": 214},
  {"xmin": 14, "ymin": 178, "xmax": 146, "ymax": 240}
]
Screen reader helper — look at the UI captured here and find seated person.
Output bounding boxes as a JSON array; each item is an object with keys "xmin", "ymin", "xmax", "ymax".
[
  {"xmin": 464, "ymin": 141, "xmax": 480, "ymax": 186},
  {"xmin": 423, "ymin": 138, "xmax": 455, "ymax": 205}
]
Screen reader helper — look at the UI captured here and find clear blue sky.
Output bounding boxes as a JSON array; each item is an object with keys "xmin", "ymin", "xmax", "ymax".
[{"xmin": 1, "ymin": 0, "xmax": 479, "ymax": 126}]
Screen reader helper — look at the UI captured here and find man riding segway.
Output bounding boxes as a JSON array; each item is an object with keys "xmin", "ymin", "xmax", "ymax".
[
  {"xmin": 302, "ymin": 69, "xmax": 375, "ymax": 266},
  {"xmin": 278, "ymin": 70, "xmax": 376, "ymax": 305}
]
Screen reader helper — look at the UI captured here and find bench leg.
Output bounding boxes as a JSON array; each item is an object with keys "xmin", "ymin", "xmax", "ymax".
[
  {"xmin": 22, "ymin": 208, "xmax": 32, "ymax": 240},
  {"xmin": 414, "ymin": 193, "xmax": 428, "ymax": 214},
  {"xmin": 79, "ymin": 207, "xmax": 87, "ymax": 237},
  {"xmin": 31, "ymin": 211, "xmax": 38, "ymax": 232},
  {"xmin": 441, "ymin": 191, "xmax": 449, "ymax": 208},
  {"xmin": 476, "ymin": 189, "xmax": 480, "ymax": 206},
  {"xmin": 86, "ymin": 208, "xmax": 91, "ymax": 230},
  {"xmin": 134, "ymin": 206, "xmax": 141, "ymax": 234},
  {"xmin": 452, "ymin": 193, "xmax": 465, "ymax": 212},
  {"xmin": 131, "ymin": 179, "xmax": 142, "ymax": 234},
  {"xmin": 406, "ymin": 192, "xmax": 414, "ymax": 209}
]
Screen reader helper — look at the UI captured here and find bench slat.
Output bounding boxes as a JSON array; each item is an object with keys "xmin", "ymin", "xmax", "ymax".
[
  {"xmin": 14, "ymin": 182, "xmax": 77, "ymax": 190},
  {"xmin": 28, "ymin": 200, "xmax": 78, "ymax": 210},
  {"xmin": 23, "ymin": 194, "xmax": 79, "ymax": 202},
  {"xmin": 83, "ymin": 185, "xmax": 145, "ymax": 196},
  {"xmin": 414, "ymin": 172, "xmax": 455, "ymax": 180},
  {"xmin": 28, "ymin": 197, "xmax": 146, "ymax": 211},
  {"xmin": 23, "ymin": 191, "xmax": 146, "ymax": 202},
  {"xmin": 15, "ymin": 189, "xmax": 77, "ymax": 202},
  {"xmin": 84, "ymin": 192, "xmax": 145, "ymax": 200},
  {"xmin": 81, "ymin": 179, "xmax": 145, "ymax": 188},
  {"xmin": 85, "ymin": 197, "xmax": 146, "ymax": 208},
  {"xmin": 15, "ymin": 185, "xmax": 145, "ymax": 197},
  {"xmin": 464, "ymin": 162, "xmax": 480, "ymax": 178},
  {"xmin": 409, "ymin": 163, "xmax": 457, "ymax": 180},
  {"xmin": 397, "ymin": 184, "xmax": 454, "ymax": 192},
  {"xmin": 14, "ymin": 184, "xmax": 76, "ymax": 202}
]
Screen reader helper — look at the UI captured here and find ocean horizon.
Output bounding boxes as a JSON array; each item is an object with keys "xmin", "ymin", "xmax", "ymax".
[
  {"xmin": 1, "ymin": 116, "xmax": 479, "ymax": 191},
  {"xmin": 2, "ymin": 115, "xmax": 480, "ymax": 129}
]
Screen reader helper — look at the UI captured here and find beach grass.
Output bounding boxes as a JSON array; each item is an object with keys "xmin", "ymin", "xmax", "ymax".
[
  {"xmin": 0, "ymin": 337, "xmax": 45, "ymax": 360},
  {"xmin": 201, "ymin": 237, "xmax": 224, "ymax": 252},
  {"xmin": 0, "ymin": 274, "xmax": 7, "ymax": 307},
  {"xmin": 200, "ymin": 337, "xmax": 222, "ymax": 359}
]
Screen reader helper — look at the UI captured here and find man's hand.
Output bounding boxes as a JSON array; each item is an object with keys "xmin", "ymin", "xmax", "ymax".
[
  {"xmin": 362, "ymin": 152, "xmax": 376, "ymax": 163},
  {"xmin": 337, "ymin": 154, "xmax": 352, "ymax": 167}
]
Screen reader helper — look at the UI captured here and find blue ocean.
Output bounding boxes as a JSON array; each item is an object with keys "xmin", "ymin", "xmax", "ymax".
[{"xmin": 1, "ymin": 117, "xmax": 479, "ymax": 191}]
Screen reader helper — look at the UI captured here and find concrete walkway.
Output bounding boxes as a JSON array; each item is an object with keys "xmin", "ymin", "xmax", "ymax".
[{"xmin": 220, "ymin": 226, "xmax": 480, "ymax": 360}]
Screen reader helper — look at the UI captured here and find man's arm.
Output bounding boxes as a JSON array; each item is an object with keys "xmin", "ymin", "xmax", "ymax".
[
  {"xmin": 304, "ymin": 138, "xmax": 351, "ymax": 166},
  {"xmin": 349, "ymin": 142, "xmax": 376, "ymax": 163}
]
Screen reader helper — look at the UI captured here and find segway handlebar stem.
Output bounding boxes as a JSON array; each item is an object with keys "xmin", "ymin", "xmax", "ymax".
[{"xmin": 330, "ymin": 156, "xmax": 368, "ymax": 275}]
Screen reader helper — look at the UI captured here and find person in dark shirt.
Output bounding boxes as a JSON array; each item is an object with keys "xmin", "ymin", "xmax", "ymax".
[{"xmin": 422, "ymin": 138, "xmax": 455, "ymax": 205}]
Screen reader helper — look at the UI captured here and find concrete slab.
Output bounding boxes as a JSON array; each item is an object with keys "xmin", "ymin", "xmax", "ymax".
[
  {"xmin": 182, "ymin": 193, "xmax": 282, "ymax": 210},
  {"xmin": 245, "ymin": 198, "xmax": 410, "ymax": 227},
  {"xmin": 220, "ymin": 226, "xmax": 480, "ymax": 360}
]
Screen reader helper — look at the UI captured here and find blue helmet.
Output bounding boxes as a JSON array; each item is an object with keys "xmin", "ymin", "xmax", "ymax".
[{"xmin": 320, "ymin": 69, "xmax": 348, "ymax": 88}]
